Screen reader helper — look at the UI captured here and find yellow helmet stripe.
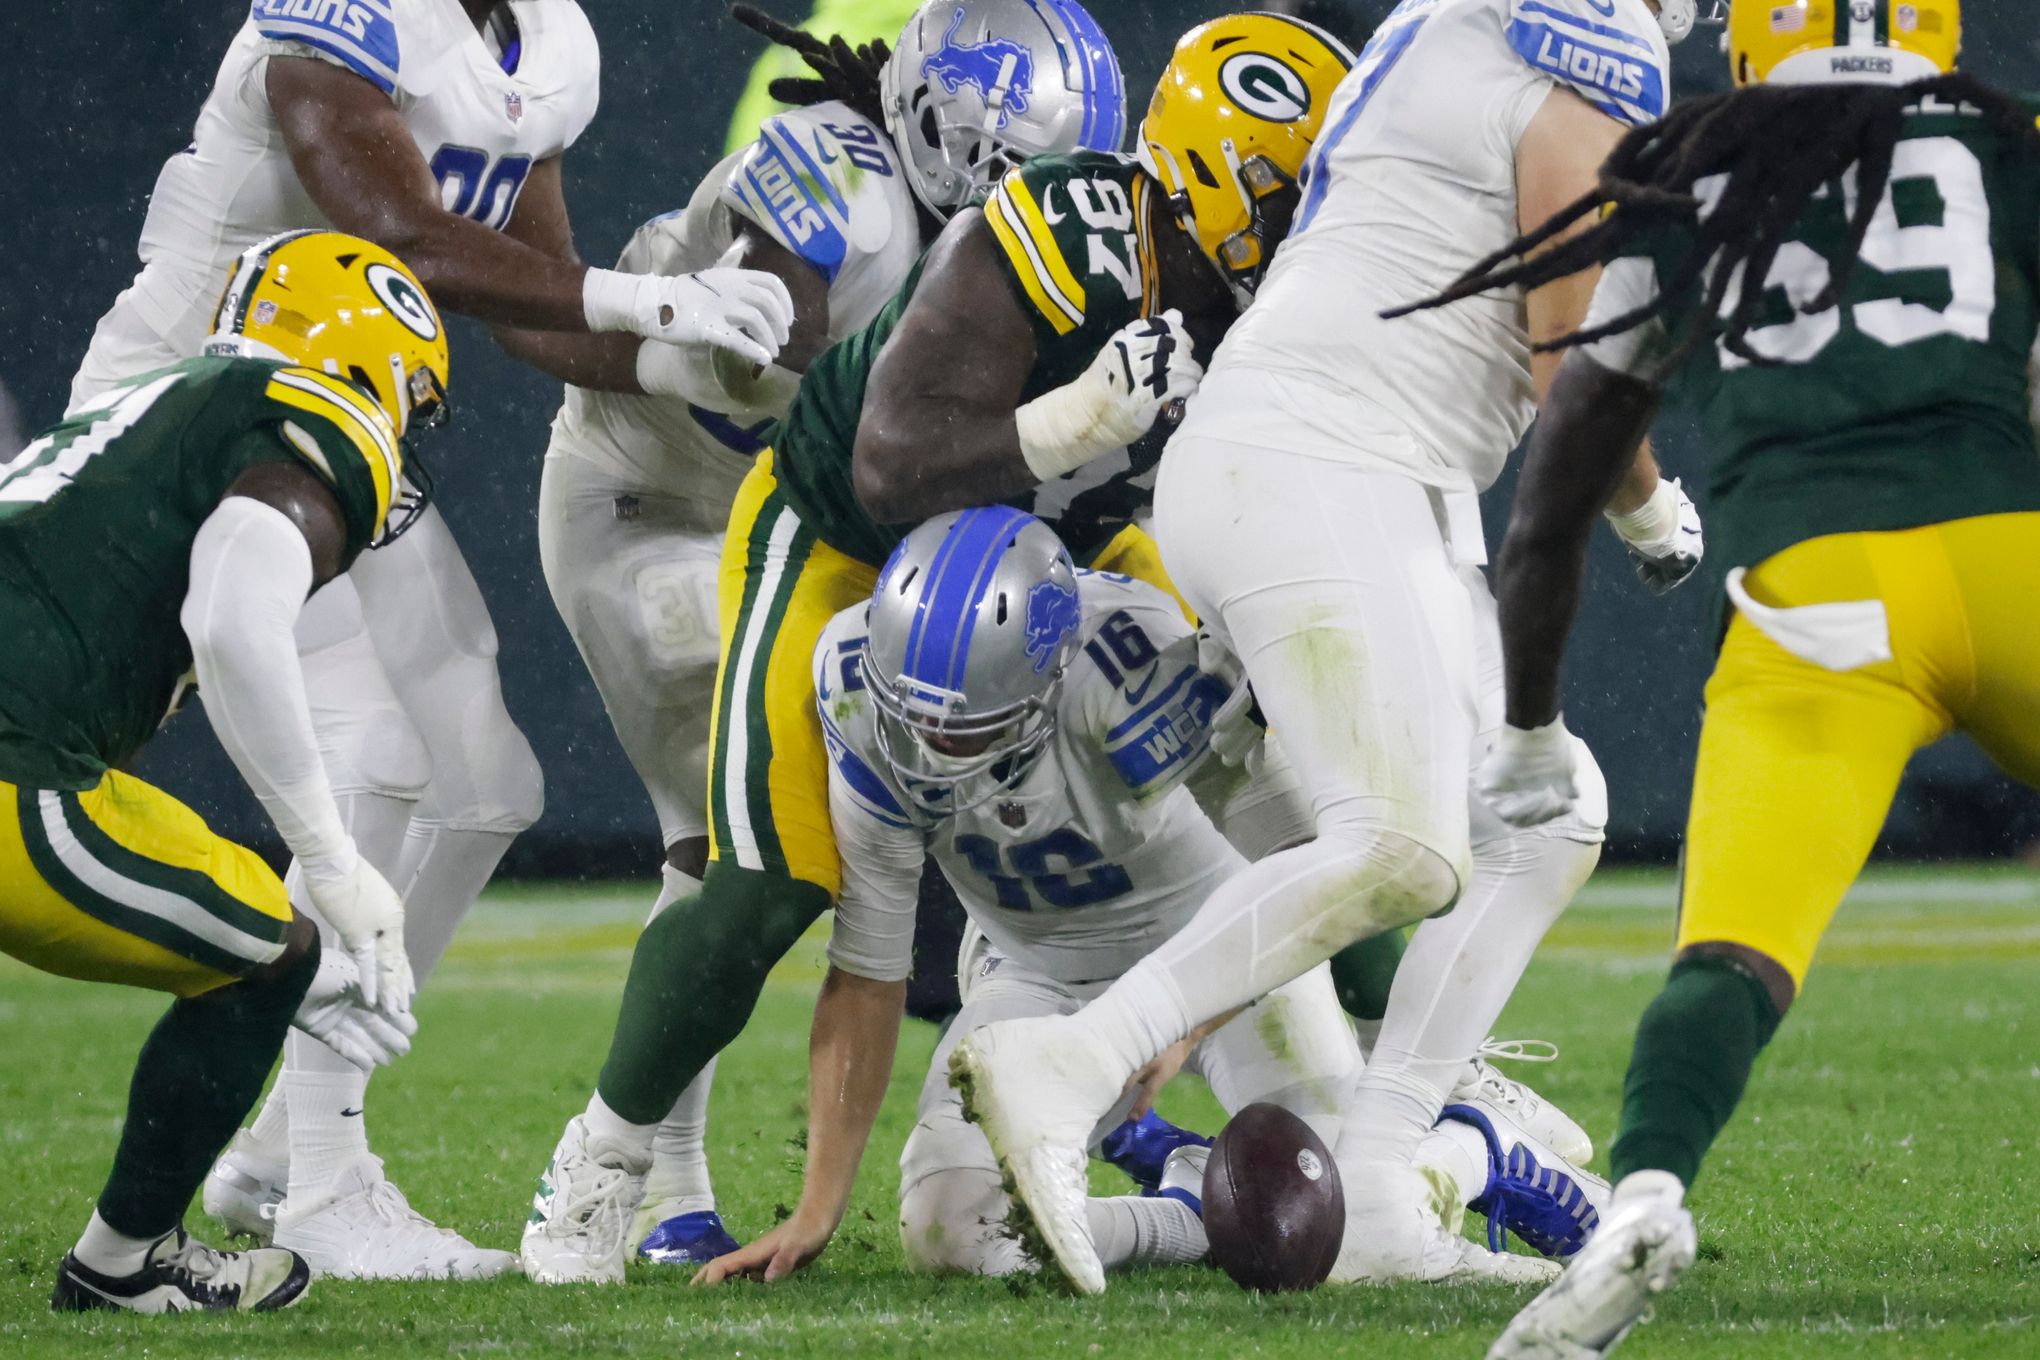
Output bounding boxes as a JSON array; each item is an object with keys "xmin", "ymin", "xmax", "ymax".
[
  {"xmin": 985, "ymin": 179, "xmax": 1086, "ymax": 335},
  {"xmin": 1133, "ymin": 176, "xmax": 1160, "ymax": 318},
  {"xmin": 263, "ymin": 374, "xmax": 398, "ymax": 525}
]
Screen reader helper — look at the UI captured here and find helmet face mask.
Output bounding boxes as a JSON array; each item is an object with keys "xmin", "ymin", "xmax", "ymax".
[
  {"xmin": 880, "ymin": 0, "xmax": 1127, "ymax": 218},
  {"xmin": 861, "ymin": 508, "xmax": 1084, "ymax": 818}
]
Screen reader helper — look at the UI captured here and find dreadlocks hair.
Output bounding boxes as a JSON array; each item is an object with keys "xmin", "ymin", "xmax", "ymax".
[
  {"xmin": 730, "ymin": 4, "xmax": 892, "ymax": 133},
  {"xmin": 1383, "ymin": 73, "xmax": 2040, "ymax": 373}
]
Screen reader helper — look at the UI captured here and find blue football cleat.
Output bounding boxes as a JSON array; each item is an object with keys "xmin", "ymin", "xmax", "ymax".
[
  {"xmin": 1442, "ymin": 1103, "xmax": 1602, "ymax": 1260},
  {"xmin": 1098, "ymin": 1110, "xmax": 1212, "ymax": 1194},
  {"xmin": 637, "ymin": 1210, "xmax": 741, "ymax": 1266}
]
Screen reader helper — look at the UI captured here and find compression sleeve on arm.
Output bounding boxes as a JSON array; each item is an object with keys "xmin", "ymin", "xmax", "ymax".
[
  {"xmin": 181, "ymin": 496, "xmax": 357, "ymax": 877},
  {"xmin": 824, "ymin": 764, "xmax": 925, "ymax": 984}
]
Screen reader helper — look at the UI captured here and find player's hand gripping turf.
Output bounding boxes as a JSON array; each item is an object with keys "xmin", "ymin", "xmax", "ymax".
[
  {"xmin": 1476, "ymin": 718, "xmax": 1580, "ymax": 828},
  {"xmin": 1607, "ymin": 477, "xmax": 1704, "ymax": 595},
  {"xmin": 300, "ymin": 849, "xmax": 416, "ymax": 1016},
  {"xmin": 1016, "ymin": 309, "xmax": 1204, "ymax": 480},
  {"xmin": 583, "ymin": 266, "xmax": 795, "ymax": 368},
  {"xmin": 692, "ymin": 1209, "xmax": 835, "ymax": 1286},
  {"xmin": 293, "ymin": 946, "xmax": 419, "ymax": 1071}
]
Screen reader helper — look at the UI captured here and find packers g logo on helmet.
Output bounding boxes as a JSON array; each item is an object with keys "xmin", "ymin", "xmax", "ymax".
[
  {"xmin": 364, "ymin": 262, "xmax": 441, "ymax": 343},
  {"xmin": 1138, "ymin": 13, "xmax": 1354, "ymax": 305},
  {"xmin": 1725, "ymin": 0, "xmax": 1960, "ymax": 87}
]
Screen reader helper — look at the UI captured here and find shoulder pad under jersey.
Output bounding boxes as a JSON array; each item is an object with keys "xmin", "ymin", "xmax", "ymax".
[
  {"xmin": 722, "ymin": 105, "xmax": 908, "ymax": 285},
  {"xmin": 983, "ymin": 152, "xmax": 1154, "ymax": 342},
  {"xmin": 255, "ymin": 362, "xmax": 402, "ymax": 553},
  {"xmin": 1503, "ymin": 0, "xmax": 1669, "ymax": 128},
  {"xmin": 813, "ymin": 606, "xmax": 916, "ymax": 830},
  {"xmin": 1065, "ymin": 574, "xmax": 1228, "ymax": 798},
  {"xmin": 250, "ymin": 0, "xmax": 399, "ymax": 96}
]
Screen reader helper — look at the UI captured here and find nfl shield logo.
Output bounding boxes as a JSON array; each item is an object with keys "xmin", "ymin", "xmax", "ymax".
[
  {"xmin": 504, "ymin": 92, "xmax": 524, "ymax": 123},
  {"xmin": 998, "ymin": 802, "xmax": 1028, "ymax": 829}
]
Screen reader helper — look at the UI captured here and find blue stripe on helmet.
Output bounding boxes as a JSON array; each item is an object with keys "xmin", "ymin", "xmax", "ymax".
[
  {"xmin": 1033, "ymin": 0, "xmax": 1126, "ymax": 151},
  {"xmin": 903, "ymin": 506, "xmax": 1035, "ymax": 693}
]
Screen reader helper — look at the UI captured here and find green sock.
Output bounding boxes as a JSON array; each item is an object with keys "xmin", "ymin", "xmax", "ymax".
[
  {"xmin": 1328, "ymin": 928, "xmax": 1407, "ymax": 1022},
  {"xmin": 1609, "ymin": 954, "xmax": 1783, "ymax": 1188},
  {"xmin": 597, "ymin": 861, "xmax": 832, "ymax": 1125},
  {"xmin": 96, "ymin": 937, "xmax": 320, "ymax": 1238}
]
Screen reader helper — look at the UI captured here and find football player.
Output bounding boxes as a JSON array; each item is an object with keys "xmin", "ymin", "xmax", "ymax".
[
  {"xmin": 1409, "ymin": 5, "xmax": 2039, "ymax": 1354},
  {"xmin": 948, "ymin": 0, "xmax": 1709, "ymax": 1294},
  {"xmin": 535, "ymin": 0, "xmax": 1093, "ymax": 1267},
  {"xmin": 4, "ymin": 230, "xmax": 439, "ymax": 1314},
  {"xmin": 693, "ymin": 509, "xmax": 1606, "ymax": 1284},
  {"xmin": 68, "ymin": 1, "xmax": 793, "ymax": 1279},
  {"xmin": 517, "ymin": 11, "xmax": 1353, "ymax": 1286}
]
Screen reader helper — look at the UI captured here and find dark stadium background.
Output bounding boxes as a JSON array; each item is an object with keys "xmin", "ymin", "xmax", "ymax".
[{"xmin": 2, "ymin": 1, "xmax": 2035, "ymax": 873}]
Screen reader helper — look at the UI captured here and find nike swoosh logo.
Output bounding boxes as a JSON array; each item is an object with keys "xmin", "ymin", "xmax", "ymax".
[
  {"xmin": 814, "ymin": 137, "xmax": 839, "ymax": 165},
  {"xmin": 340, "ymin": 1107, "xmax": 364, "ymax": 1118},
  {"xmin": 1042, "ymin": 185, "xmax": 1066, "ymax": 224},
  {"xmin": 1124, "ymin": 664, "xmax": 1161, "ymax": 706},
  {"xmin": 1584, "ymin": 0, "xmax": 1618, "ymax": 14}
]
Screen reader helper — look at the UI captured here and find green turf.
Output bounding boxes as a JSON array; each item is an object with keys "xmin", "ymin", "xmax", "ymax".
[{"xmin": 3, "ymin": 866, "xmax": 2036, "ymax": 1357}]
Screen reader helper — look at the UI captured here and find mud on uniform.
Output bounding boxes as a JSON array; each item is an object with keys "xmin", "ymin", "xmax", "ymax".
[
  {"xmin": 0, "ymin": 356, "xmax": 394, "ymax": 996},
  {"xmin": 1582, "ymin": 95, "xmax": 2040, "ymax": 984},
  {"xmin": 711, "ymin": 150, "xmax": 1184, "ymax": 894}
]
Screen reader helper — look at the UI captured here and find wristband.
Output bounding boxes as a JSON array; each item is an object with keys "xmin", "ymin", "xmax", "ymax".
[
  {"xmin": 1604, "ymin": 477, "xmax": 1680, "ymax": 550},
  {"xmin": 1015, "ymin": 383, "xmax": 1131, "ymax": 482}
]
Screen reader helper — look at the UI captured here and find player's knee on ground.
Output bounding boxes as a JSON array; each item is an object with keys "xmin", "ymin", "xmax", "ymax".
[{"xmin": 898, "ymin": 1165, "xmax": 1022, "ymax": 1276}]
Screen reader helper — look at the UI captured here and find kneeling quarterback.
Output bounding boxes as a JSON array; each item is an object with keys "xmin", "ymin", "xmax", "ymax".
[{"xmin": 5, "ymin": 230, "xmax": 443, "ymax": 1314}]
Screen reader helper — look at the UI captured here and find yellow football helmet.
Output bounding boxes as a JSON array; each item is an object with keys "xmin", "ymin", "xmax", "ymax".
[
  {"xmin": 1726, "ymin": 0, "xmax": 1959, "ymax": 87},
  {"xmin": 1136, "ymin": 13, "xmax": 1353, "ymax": 303},
  {"xmin": 208, "ymin": 229, "xmax": 450, "ymax": 440}
]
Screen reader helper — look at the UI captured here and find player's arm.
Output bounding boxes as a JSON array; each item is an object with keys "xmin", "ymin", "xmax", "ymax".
[
  {"xmin": 265, "ymin": 57, "xmax": 790, "ymax": 359},
  {"xmin": 852, "ymin": 213, "xmax": 1197, "ymax": 523},
  {"xmin": 180, "ymin": 456, "xmax": 415, "ymax": 1020},
  {"xmin": 1516, "ymin": 87, "xmax": 1701, "ymax": 593},
  {"xmin": 694, "ymin": 754, "xmax": 920, "ymax": 1285}
]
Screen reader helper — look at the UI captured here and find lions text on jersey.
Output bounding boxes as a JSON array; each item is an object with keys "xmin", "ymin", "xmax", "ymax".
[
  {"xmin": 1180, "ymin": 0, "xmax": 1670, "ymax": 495},
  {"xmin": 816, "ymin": 571, "xmax": 1237, "ymax": 985},
  {"xmin": 73, "ymin": 0, "xmax": 600, "ymax": 397}
]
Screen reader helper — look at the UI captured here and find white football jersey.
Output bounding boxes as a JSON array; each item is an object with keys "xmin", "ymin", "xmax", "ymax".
[
  {"xmin": 1181, "ymin": 0, "xmax": 1669, "ymax": 496},
  {"xmin": 109, "ymin": 0, "xmax": 599, "ymax": 356},
  {"xmin": 819, "ymin": 572, "xmax": 1242, "ymax": 987},
  {"xmin": 545, "ymin": 101, "xmax": 925, "ymax": 503}
]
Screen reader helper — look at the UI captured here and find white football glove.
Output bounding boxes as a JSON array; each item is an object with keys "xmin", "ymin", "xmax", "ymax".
[
  {"xmin": 1195, "ymin": 629, "xmax": 1265, "ymax": 769},
  {"xmin": 298, "ymin": 848, "xmax": 414, "ymax": 1017},
  {"xmin": 1475, "ymin": 718, "xmax": 1580, "ymax": 828},
  {"xmin": 1607, "ymin": 477, "xmax": 1704, "ymax": 596},
  {"xmin": 583, "ymin": 266, "xmax": 794, "ymax": 369},
  {"xmin": 1016, "ymin": 309, "xmax": 1204, "ymax": 481},
  {"xmin": 293, "ymin": 945, "xmax": 418, "ymax": 1072}
]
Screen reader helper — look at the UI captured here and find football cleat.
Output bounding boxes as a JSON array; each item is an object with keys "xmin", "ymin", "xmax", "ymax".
[
  {"xmin": 1099, "ymin": 1109, "xmax": 1212, "ymax": 1195},
  {"xmin": 202, "ymin": 1131, "xmax": 285, "ymax": 1243},
  {"xmin": 1487, "ymin": 1171, "xmax": 1696, "ymax": 1360},
  {"xmin": 1330, "ymin": 1159, "xmax": 1562, "ymax": 1285},
  {"xmin": 51, "ymin": 1228, "xmax": 308, "ymax": 1314},
  {"xmin": 1451, "ymin": 1039, "xmax": 1594, "ymax": 1167},
  {"xmin": 637, "ymin": 1209, "xmax": 741, "ymax": 1267},
  {"xmin": 949, "ymin": 1016, "xmax": 1123, "ymax": 1296},
  {"xmin": 521, "ymin": 1116, "xmax": 650, "ymax": 1285},
  {"xmin": 272, "ymin": 1158, "xmax": 516, "ymax": 1280},
  {"xmin": 1443, "ymin": 1104, "xmax": 1608, "ymax": 1260}
]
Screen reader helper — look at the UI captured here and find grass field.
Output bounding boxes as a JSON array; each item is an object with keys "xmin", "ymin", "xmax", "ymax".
[{"xmin": 3, "ymin": 865, "xmax": 2036, "ymax": 1358}]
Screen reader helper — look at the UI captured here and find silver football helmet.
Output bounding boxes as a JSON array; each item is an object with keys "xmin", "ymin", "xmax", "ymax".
[
  {"xmin": 879, "ymin": 0, "xmax": 1128, "ymax": 218},
  {"xmin": 862, "ymin": 507, "xmax": 1083, "ymax": 815}
]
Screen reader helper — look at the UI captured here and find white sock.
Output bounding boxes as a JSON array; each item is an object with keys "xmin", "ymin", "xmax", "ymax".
[
  {"xmin": 1087, "ymin": 1195, "xmax": 1207, "ymax": 1269},
  {"xmin": 282, "ymin": 1055, "xmax": 372, "ymax": 1206},
  {"xmin": 73, "ymin": 1211, "xmax": 163, "ymax": 1275},
  {"xmin": 392, "ymin": 822, "xmax": 517, "ymax": 983},
  {"xmin": 642, "ymin": 1059, "xmax": 716, "ymax": 1216},
  {"xmin": 241, "ymin": 1082, "xmax": 293, "ymax": 1169},
  {"xmin": 582, "ymin": 1091, "xmax": 657, "ymax": 1167},
  {"xmin": 1340, "ymin": 828, "xmax": 1599, "ymax": 1167},
  {"xmin": 1415, "ymin": 1117, "xmax": 1494, "ymax": 1211}
]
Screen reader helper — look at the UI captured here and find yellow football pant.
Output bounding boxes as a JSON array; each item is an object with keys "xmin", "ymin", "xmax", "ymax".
[
  {"xmin": 705, "ymin": 450, "xmax": 1188, "ymax": 894},
  {"xmin": 0, "ymin": 770, "xmax": 294, "ymax": 997},
  {"xmin": 1680, "ymin": 512, "xmax": 2040, "ymax": 986}
]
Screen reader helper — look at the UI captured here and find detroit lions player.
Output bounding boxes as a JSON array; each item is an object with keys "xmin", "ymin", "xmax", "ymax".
[
  {"xmin": 71, "ymin": 1, "xmax": 793, "ymax": 1282},
  {"xmin": 952, "ymin": 0, "xmax": 1707, "ymax": 1294},
  {"xmin": 536, "ymin": 0, "xmax": 1105, "ymax": 1268},
  {"xmin": 691, "ymin": 510, "xmax": 1606, "ymax": 1285}
]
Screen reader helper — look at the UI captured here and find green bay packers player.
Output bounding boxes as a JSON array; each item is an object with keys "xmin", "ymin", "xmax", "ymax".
[
  {"xmin": 4, "ymin": 230, "xmax": 443, "ymax": 1314},
  {"xmin": 517, "ymin": 12, "xmax": 1378, "ymax": 1285},
  {"xmin": 1388, "ymin": 3, "xmax": 2039, "ymax": 1354}
]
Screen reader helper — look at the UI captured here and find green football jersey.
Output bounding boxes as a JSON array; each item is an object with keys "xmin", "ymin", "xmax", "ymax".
[
  {"xmin": 770, "ymin": 152, "xmax": 1173, "ymax": 567},
  {"xmin": 1633, "ymin": 94, "xmax": 2040, "ymax": 574},
  {"xmin": 0, "ymin": 355, "xmax": 399, "ymax": 791}
]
